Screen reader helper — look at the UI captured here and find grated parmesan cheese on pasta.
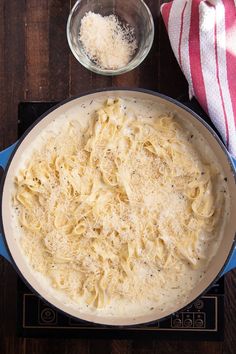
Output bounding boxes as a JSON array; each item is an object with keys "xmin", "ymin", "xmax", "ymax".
[
  {"xmin": 79, "ymin": 12, "xmax": 137, "ymax": 69},
  {"xmin": 13, "ymin": 98, "xmax": 227, "ymax": 316}
]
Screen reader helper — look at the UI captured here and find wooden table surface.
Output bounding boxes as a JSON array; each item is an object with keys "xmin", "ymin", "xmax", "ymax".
[{"xmin": 0, "ymin": 1, "xmax": 236, "ymax": 353}]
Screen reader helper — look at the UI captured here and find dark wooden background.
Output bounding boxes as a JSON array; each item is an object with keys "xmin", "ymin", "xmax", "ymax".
[{"xmin": 0, "ymin": 1, "xmax": 235, "ymax": 353}]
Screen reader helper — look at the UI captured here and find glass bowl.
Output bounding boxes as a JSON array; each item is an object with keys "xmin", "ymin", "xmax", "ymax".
[{"xmin": 66, "ymin": 0, "xmax": 154, "ymax": 76}]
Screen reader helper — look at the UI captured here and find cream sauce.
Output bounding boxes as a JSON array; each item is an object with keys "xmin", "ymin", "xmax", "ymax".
[{"xmin": 11, "ymin": 97, "xmax": 229, "ymax": 318}]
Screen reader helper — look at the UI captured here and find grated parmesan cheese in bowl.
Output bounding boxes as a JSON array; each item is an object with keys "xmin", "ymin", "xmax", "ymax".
[
  {"xmin": 79, "ymin": 12, "xmax": 137, "ymax": 70},
  {"xmin": 66, "ymin": 0, "xmax": 154, "ymax": 75}
]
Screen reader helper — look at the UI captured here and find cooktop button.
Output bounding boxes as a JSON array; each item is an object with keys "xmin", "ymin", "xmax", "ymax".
[
  {"xmin": 194, "ymin": 300, "xmax": 204, "ymax": 310},
  {"xmin": 184, "ymin": 318, "xmax": 193, "ymax": 327},
  {"xmin": 195, "ymin": 319, "xmax": 204, "ymax": 328},
  {"xmin": 172, "ymin": 318, "xmax": 182, "ymax": 328}
]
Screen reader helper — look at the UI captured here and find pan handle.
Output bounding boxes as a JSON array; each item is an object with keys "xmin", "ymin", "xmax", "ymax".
[
  {"xmin": 230, "ymin": 155, "xmax": 236, "ymax": 171},
  {"xmin": 0, "ymin": 233, "xmax": 11, "ymax": 262},
  {"xmin": 0, "ymin": 143, "xmax": 17, "ymax": 169},
  {"xmin": 222, "ymin": 247, "xmax": 236, "ymax": 274},
  {"xmin": 0, "ymin": 143, "xmax": 16, "ymax": 262}
]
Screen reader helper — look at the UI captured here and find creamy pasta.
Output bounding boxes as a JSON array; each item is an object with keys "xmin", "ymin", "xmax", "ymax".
[{"xmin": 13, "ymin": 98, "xmax": 226, "ymax": 315}]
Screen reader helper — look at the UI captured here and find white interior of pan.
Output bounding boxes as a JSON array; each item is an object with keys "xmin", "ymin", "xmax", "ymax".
[{"xmin": 2, "ymin": 90, "xmax": 236, "ymax": 325}]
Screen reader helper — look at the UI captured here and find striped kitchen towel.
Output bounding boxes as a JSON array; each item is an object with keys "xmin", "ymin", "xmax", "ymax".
[{"xmin": 161, "ymin": 0, "xmax": 236, "ymax": 157}]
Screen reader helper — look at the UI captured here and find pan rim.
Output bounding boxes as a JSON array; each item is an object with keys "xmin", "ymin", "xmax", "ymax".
[{"xmin": 0, "ymin": 87, "xmax": 235, "ymax": 326}]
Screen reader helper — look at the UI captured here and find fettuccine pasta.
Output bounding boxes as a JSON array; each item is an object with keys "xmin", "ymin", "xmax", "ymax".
[{"xmin": 13, "ymin": 98, "xmax": 226, "ymax": 314}]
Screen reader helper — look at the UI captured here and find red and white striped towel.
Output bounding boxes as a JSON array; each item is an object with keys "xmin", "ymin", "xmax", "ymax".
[{"xmin": 161, "ymin": 0, "xmax": 236, "ymax": 157}]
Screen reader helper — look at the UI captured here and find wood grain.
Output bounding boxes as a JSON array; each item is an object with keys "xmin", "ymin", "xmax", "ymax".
[
  {"xmin": 0, "ymin": 0, "xmax": 25, "ymax": 149},
  {"xmin": 25, "ymin": 0, "xmax": 50, "ymax": 100},
  {"xmin": 111, "ymin": 339, "xmax": 132, "ymax": 354},
  {"xmin": 224, "ymin": 270, "xmax": 236, "ymax": 354},
  {"xmin": 48, "ymin": 0, "xmax": 70, "ymax": 100},
  {"xmin": 0, "ymin": 2, "xmax": 26, "ymax": 354},
  {"xmin": 0, "ymin": 0, "xmax": 235, "ymax": 353}
]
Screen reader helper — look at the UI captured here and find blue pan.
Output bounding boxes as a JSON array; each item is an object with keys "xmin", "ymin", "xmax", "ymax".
[{"xmin": 0, "ymin": 89, "xmax": 235, "ymax": 326}]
